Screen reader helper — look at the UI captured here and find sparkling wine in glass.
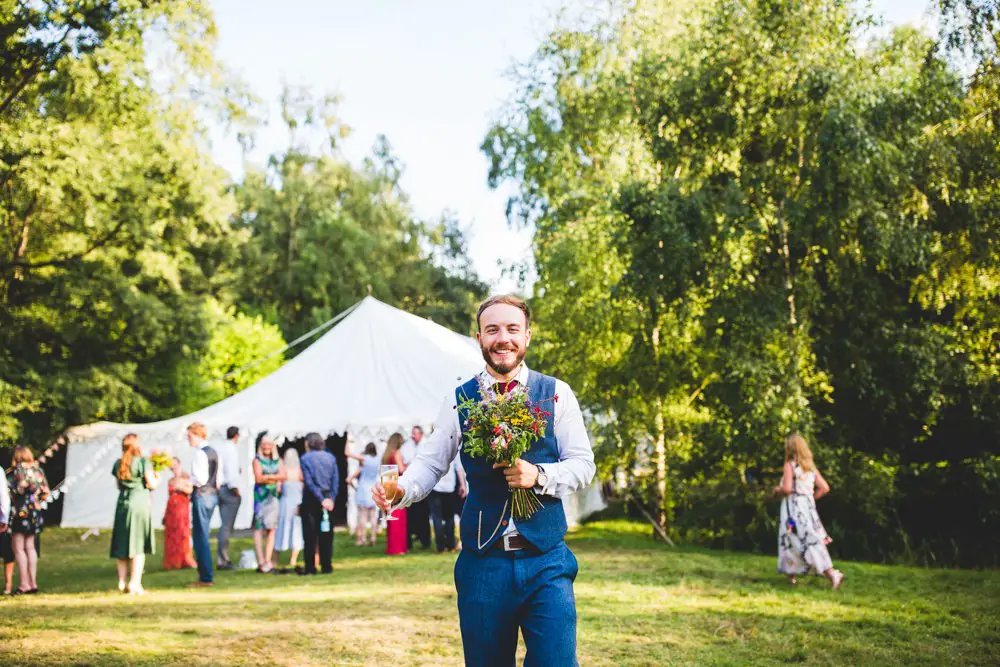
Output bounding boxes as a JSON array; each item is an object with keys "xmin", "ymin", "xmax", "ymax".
[{"xmin": 380, "ymin": 465, "xmax": 399, "ymax": 522}]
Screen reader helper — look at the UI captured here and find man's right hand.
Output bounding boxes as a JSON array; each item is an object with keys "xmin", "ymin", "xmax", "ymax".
[
  {"xmin": 321, "ymin": 498, "xmax": 334, "ymax": 512},
  {"xmin": 0, "ymin": 523, "xmax": 7, "ymax": 534},
  {"xmin": 372, "ymin": 481, "xmax": 402, "ymax": 512}
]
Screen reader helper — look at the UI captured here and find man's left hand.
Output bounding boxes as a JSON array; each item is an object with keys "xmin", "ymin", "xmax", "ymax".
[{"xmin": 493, "ymin": 459, "xmax": 538, "ymax": 489}]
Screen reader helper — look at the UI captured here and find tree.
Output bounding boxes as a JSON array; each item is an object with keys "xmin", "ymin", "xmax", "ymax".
[
  {"xmin": 173, "ymin": 300, "xmax": 287, "ymax": 413},
  {"xmin": 235, "ymin": 88, "xmax": 487, "ymax": 342},
  {"xmin": 0, "ymin": 1, "xmax": 244, "ymax": 446},
  {"xmin": 485, "ymin": 0, "xmax": 999, "ymax": 563}
]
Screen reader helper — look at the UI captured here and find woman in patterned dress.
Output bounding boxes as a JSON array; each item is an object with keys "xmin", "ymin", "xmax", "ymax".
[
  {"xmin": 162, "ymin": 457, "xmax": 197, "ymax": 570},
  {"xmin": 252, "ymin": 434, "xmax": 286, "ymax": 573},
  {"xmin": 8, "ymin": 446, "xmax": 49, "ymax": 595},
  {"xmin": 774, "ymin": 434, "xmax": 844, "ymax": 589}
]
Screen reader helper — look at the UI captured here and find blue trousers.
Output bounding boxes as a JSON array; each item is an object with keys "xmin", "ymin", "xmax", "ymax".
[
  {"xmin": 455, "ymin": 541, "xmax": 579, "ymax": 667},
  {"xmin": 191, "ymin": 493, "xmax": 218, "ymax": 583}
]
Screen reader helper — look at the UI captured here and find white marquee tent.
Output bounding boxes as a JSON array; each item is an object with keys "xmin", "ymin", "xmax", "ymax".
[{"xmin": 60, "ymin": 296, "xmax": 605, "ymax": 531}]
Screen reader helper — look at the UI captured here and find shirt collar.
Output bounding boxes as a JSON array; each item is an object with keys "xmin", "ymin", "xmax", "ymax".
[{"xmin": 478, "ymin": 363, "xmax": 531, "ymax": 388}]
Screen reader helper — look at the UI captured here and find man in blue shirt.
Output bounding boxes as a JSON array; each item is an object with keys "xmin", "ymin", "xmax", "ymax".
[{"xmin": 299, "ymin": 432, "xmax": 338, "ymax": 574}]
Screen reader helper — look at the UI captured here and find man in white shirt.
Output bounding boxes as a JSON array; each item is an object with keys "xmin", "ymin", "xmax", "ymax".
[
  {"xmin": 0, "ymin": 469, "xmax": 9, "ymax": 595},
  {"xmin": 186, "ymin": 423, "xmax": 223, "ymax": 587},
  {"xmin": 0, "ymin": 467, "xmax": 9, "ymax": 532},
  {"xmin": 215, "ymin": 426, "xmax": 243, "ymax": 569},
  {"xmin": 428, "ymin": 455, "xmax": 465, "ymax": 552},
  {"xmin": 375, "ymin": 295, "xmax": 595, "ymax": 666}
]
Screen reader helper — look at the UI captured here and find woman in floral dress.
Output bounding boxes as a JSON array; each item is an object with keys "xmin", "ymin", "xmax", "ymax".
[
  {"xmin": 775, "ymin": 434, "xmax": 844, "ymax": 589},
  {"xmin": 8, "ymin": 446, "xmax": 50, "ymax": 595}
]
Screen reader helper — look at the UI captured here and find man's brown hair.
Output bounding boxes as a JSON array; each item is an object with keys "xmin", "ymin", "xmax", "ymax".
[{"xmin": 476, "ymin": 295, "xmax": 531, "ymax": 331}]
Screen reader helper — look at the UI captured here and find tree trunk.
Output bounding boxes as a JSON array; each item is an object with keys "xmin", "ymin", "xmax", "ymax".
[
  {"xmin": 12, "ymin": 213, "xmax": 30, "ymax": 281},
  {"xmin": 654, "ymin": 395, "xmax": 668, "ymax": 538}
]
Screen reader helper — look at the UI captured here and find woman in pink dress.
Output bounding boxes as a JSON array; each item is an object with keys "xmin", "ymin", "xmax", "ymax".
[
  {"xmin": 162, "ymin": 458, "xmax": 197, "ymax": 570},
  {"xmin": 383, "ymin": 433, "xmax": 408, "ymax": 555}
]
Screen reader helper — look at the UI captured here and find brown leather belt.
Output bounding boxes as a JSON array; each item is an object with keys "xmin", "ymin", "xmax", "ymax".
[{"xmin": 491, "ymin": 533, "xmax": 530, "ymax": 552}]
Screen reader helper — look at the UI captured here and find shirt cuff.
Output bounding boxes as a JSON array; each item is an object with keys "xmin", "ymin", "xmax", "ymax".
[{"xmin": 398, "ymin": 481, "xmax": 419, "ymax": 508}]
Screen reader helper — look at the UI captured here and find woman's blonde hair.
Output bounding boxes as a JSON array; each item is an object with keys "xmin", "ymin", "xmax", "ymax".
[
  {"xmin": 12, "ymin": 446, "xmax": 34, "ymax": 466},
  {"xmin": 187, "ymin": 422, "xmax": 207, "ymax": 439},
  {"xmin": 257, "ymin": 435, "xmax": 277, "ymax": 460},
  {"xmin": 784, "ymin": 433, "xmax": 816, "ymax": 472},
  {"xmin": 382, "ymin": 432, "xmax": 404, "ymax": 465},
  {"xmin": 118, "ymin": 434, "xmax": 141, "ymax": 480}
]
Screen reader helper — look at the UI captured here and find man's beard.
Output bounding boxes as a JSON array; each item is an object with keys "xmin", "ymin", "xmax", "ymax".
[{"xmin": 481, "ymin": 342, "xmax": 525, "ymax": 376}]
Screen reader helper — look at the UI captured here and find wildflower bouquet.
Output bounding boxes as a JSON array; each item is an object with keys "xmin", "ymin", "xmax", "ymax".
[
  {"xmin": 457, "ymin": 375, "xmax": 557, "ymax": 519},
  {"xmin": 149, "ymin": 449, "xmax": 174, "ymax": 473}
]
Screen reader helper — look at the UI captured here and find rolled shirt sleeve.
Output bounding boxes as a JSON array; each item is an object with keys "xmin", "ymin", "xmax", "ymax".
[{"xmin": 397, "ymin": 395, "xmax": 462, "ymax": 507}]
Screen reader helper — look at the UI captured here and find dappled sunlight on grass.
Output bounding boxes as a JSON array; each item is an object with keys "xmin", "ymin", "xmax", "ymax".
[{"xmin": 0, "ymin": 521, "xmax": 996, "ymax": 665}]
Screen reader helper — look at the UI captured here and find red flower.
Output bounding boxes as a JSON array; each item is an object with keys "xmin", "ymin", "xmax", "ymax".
[
  {"xmin": 493, "ymin": 425, "xmax": 502, "ymax": 435},
  {"xmin": 554, "ymin": 394, "xmax": 559, "ymax": 402}
]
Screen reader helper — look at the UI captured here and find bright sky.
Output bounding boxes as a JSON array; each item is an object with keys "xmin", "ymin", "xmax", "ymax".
[{"xmin": 206, "ymin": 0, "xmax": 930, "ymax": 294}]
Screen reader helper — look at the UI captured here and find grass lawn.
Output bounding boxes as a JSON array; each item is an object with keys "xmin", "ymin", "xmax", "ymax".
[{"xmin": 0, "ymin": 519, "xmax": 997, "ymax": 666}]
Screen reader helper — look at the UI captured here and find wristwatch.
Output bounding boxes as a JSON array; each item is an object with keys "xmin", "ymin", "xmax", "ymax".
[{"xmin": 535, "ymin": 464, "xmax": 548, "ymax": 489}]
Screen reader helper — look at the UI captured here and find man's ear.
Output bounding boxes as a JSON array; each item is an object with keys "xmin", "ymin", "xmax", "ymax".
[{"xmin": 525, "ymin": 328, "xmax": 532, "ymax": 347}]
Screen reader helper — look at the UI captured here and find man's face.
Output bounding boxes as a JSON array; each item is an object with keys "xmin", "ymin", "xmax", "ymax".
[
  {"xmin": 411, "ymin": 427, "xmax": 422, "ymax": 444},
  {"xmin": 476, "ymin": 303, "xmax": 531, "ymax": 376}
]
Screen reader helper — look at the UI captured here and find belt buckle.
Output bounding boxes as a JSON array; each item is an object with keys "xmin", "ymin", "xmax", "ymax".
[{"xmin": 503, "ymin": 533, "xmax": 522, "ymax": 552}]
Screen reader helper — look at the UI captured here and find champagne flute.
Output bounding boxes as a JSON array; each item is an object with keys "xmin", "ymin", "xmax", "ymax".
[{"xmin": 379, "ymin": 464, "xmax": 399, "ymax": 521}]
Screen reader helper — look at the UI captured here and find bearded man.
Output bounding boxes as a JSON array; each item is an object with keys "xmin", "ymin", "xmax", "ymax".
[{"xmin": 374, "ymin": 295, "xmax": 595, "ymax": 666}]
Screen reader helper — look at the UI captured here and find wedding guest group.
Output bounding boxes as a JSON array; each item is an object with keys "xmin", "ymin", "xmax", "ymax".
[
  {"xmin": 774, "ymin": 433, "xmax": 844, "ymax": 589},
  {"xmin": 110, "ymin": 434, "xmax": 159, "ymax": 595}
]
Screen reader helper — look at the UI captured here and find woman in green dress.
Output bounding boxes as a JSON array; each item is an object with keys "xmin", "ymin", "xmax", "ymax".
[{"xmin": 110, "ymin": 433, "xmax": 160, "ymax": 595}]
